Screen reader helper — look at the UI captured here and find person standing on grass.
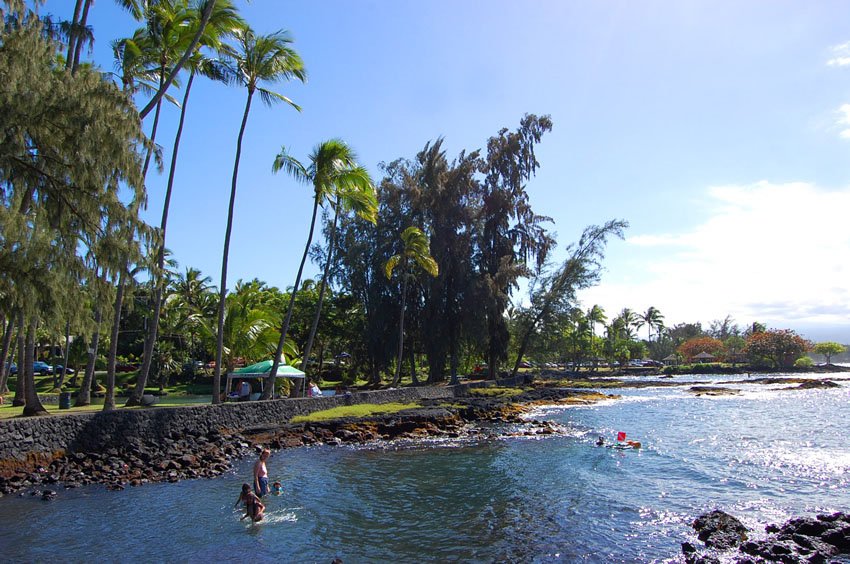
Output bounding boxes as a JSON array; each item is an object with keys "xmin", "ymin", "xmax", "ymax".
[{"xmin": 253, "ymin": 448, "xmax": 270, "ymax": 497}]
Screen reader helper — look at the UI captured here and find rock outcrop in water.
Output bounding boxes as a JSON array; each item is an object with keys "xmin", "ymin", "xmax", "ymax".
[
  {"xmin": 687, "ymin": 386, "xmax": 741, "ymax": 397},
  {"xmin": 684, "ymin": 510, "xmax": 850, "ymax": 563},
  {"xmin": 691, "ymin": 509, "xmax": 749, "ymax": 550}
]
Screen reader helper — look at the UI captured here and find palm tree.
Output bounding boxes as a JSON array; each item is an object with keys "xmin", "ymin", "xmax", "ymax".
[
  {"xmin": 211, "ymin": 27, "xmax": 306, "ymax": 404},
  {"xmin": 641, "ymin": 306, "xmax": 664, "ymax": 342},
  {"xmin": 200, "ymin": 282, "xmax": 276, "ymax": 377},
  {"xmin": 261, "ymin": 139, "xmax": 373, "ymax": 399},
  {"xmin": 128, "ymin": 0, "xmax": 243, "ymax": 407},
  {"xmin": 586, "ymin": 304, "xmax": 606, "ymax": 339},
  {"xmin": 297, "ymin": 162, "xmax": 377, "ymax": 382},
  {"xmin": 137, "ymin": 0, "xmax": 222, "ymax": 119},
  {"xmin": 105, "ymin": 1, "xmax": 192, "ymax": 410},
  {"xmin": 384, "ymin": 227, "xmax": 439, "ymax": 387},
  {"xmin": 617, "ymin": 308, "xmax": 640, "ymax": 340}
]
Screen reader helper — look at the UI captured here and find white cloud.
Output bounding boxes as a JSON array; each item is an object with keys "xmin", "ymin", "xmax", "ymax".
[
  {"xmin": 579, "ymin": 181, "xmax": 850, "ymax": 333},
  {"xmin": 837, "ymin": 104, "xmax": 850, "ymax": 139},
  {"xmin": 827, "ymin": 41, "xmax": 850, "ymax": 66}
]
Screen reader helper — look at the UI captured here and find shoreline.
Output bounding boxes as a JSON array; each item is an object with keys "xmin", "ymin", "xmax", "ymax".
[
  {"xmin": 0, "ymin": 386, "xmax": 611, "ymax": 497},
  {"xmin": 0, "ymin": 374, "xmax": 843, "ymax": 498}
]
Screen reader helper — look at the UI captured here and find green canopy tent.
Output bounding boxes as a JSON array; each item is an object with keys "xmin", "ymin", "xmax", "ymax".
[{"xmin": 226, "ymin": 360, "xmax": 305, "ymax": 400}]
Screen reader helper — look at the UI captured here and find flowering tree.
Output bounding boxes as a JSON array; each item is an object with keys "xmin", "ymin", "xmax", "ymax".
[
  {"xmin": 677, "ymin": 336, "xmax": 724, "ymax": 362},
  {"xmin": 744, "ymin": 329, "xmax": 811, "ymax": 369}
]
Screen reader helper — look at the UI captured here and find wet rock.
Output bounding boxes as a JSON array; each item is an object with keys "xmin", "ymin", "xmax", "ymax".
[
  {"xmin": 688, "ymin": 386, "xmax": 740, "ymax": 397},
  {"xmin": 786, "ymin": 379, "xmax": 839, "ymax": 390},
  {"xmin": 694, "ymin": 511, "xmax": 850, "ymax": 563},
  {"xmin": 693, "ymin": 510, "xmax": 749, "ymax": 550}
]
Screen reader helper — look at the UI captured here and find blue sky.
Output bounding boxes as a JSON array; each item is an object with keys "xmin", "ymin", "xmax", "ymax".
[{"xmin": 54, "ymin": 0, "xmax": 850, "ymax": 341}]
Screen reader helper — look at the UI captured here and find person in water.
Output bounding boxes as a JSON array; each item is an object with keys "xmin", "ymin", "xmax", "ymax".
[
  {"xmin": 596, "ymin": 436, "xmax": 605, "ymax": 446},
  {"xmin": 271, "ymin": 481, "xmax": 283, "ymax": 495},
  {"xmin": 235, "ymin": 483, "xmax": 265, "ymax": 522},
  {"xmin": 253, "ymin": 448, "xmax": 270, "ymax": 497}
]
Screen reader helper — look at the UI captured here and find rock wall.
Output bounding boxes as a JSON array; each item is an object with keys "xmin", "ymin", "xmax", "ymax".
[{"xmin": 0, "ymin": 379, "xmax": 534, "ymax": 468}]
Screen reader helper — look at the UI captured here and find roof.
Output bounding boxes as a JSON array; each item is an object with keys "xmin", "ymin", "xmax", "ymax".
[
  {"xmin": 693, "ymin": 351, "xmax": 716, "ymax": 359},
  {"xmin": 229, "ymin": 360, "xmax": 305, "ymax": 378}
]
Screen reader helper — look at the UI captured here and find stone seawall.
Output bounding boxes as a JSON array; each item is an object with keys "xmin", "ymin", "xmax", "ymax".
[{"xmin": 0, "ymin": 375, "xmax": 528, "ymax": 470}]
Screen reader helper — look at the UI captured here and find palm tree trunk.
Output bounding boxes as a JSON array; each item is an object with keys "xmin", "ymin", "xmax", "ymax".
[
  {"xmin": 0, "ymin": 316, "xmax": 15, "ymax": 394},
  {"xmin": 408, "ymin": 344, "xmax": 419, "ymax": 386},
  {"xmin": 70, "ymin": 0, "xmax": 91, "ymax": 74},
  {"xmin": 138, "ymin": 0, "xmax": 217, "ymax": 120},
  {"xmin": 102, "ymin": 66, "xmax": 162, "ymax": 407},
  {"xmin": 65, "ymin": 0, "xmax": 84, "ymax": 71},
  {"xmin": 103, "ymin": 271, "xmax": 126, "ymax": 412},
  {"xmin": 22, "ymin": 317, "xmax": 48, "ymax": 416},
  {"xmin": 391, "ymin": 270, "xmax": 408, "ymax": 387},
  {"xmin": 300, "ymin": 205, "xmax": 340, "ymax": 375},
  {"xmin": 141, "ymin": 69, "xmax": 165, "ymax": 176},
  {"xmin": 75, "ymin": 302, "xmax": 103, "ymax": 407},
  {"xmin": 214, "ymin": 90, "xmax": 254, "ymax": 405},
  {"xmin": 130, "ymin": 71, "xmax": 196, "ymax": 407},
  {"xmin": 262, "ymin": 194, "xmax": 321, "ymax": 399},
  {"xmin": 12, "ymin": 313, "xmax": 25, "ymax": 406}
]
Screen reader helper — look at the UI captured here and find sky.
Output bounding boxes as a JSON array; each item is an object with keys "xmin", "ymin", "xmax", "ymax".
[{"xmin": 50, "ymin": 0, "xmax": 850, "ymax": 342}]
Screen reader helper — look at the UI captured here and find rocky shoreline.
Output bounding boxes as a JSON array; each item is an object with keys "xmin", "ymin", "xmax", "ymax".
[
  {"xmin": 0, "ymin": 386, "xmax": 610, "ymax": 498},
  {"xmin": 685, "ymin": 509, "xmax": 850, "ymax": 563}
]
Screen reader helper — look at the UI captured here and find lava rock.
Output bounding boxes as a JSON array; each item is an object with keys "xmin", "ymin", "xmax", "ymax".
[{"xmin": 692, "ymin": 510, "xmax": 749, "ymax": 550}]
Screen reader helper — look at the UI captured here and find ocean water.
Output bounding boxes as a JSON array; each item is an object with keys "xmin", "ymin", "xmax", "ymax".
[{"xmin": 0, "ymin": 373, "xmax": 847, "ymax": 562}]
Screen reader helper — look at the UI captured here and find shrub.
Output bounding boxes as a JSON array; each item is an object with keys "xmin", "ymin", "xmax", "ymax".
[{"xmin": 794, "ymin": 356, "xmax": 814, "ymax": 368}]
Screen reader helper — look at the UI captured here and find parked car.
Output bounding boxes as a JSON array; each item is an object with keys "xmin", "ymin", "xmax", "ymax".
[
  {"xmin": 518, "ymin": 361, "xmax": 533, "ymax": 369},
  {"xmin": 53, "ymin": 365, "xmax": 75, "ymax": 375},
  {"xmin": 32, "ymin": 361, "xmax": 53, "ymax": 375},
  {"xmin": 641, "ymin": 359, "xmax": 663, "ymax": 367}
]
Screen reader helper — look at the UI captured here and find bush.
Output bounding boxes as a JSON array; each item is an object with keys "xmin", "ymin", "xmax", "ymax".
[{"xmin": 793, "ymin": 356, "xmax": 814, "ymax": 368}]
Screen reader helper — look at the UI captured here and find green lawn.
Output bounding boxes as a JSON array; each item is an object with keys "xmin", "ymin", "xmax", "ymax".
[
  {"xmin": 290, "ymin": 402, "xmax": 420, "ymax": 423},
  {"xmin": 0, "ymin": 393, "xmax": 213, "ymax": 419},
  {"xmin": 468, "ymin": 387, "xmax": 525, "ymax": 397}
]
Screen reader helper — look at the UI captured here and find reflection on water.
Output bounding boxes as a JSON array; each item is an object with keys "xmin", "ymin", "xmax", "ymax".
[{"xmin": 0, "ymin": 374, "xmax": 847, "ymax": 562}]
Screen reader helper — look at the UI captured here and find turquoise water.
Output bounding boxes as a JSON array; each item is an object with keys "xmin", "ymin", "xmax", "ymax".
[{"xmin": 0, "ymin": 374, "xmax": 847, "ymax": 562}]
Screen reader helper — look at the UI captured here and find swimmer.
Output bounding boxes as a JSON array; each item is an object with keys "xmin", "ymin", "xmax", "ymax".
[
  {"xmin": 235, "ymin": 483, "xmax": 265, "ymax": 522},
  {"xmin": 271, "ymin": 481, "xmax": 282, "ymax": 495},
  {"xmin": 596, "ymin": 436, "xmax": 604, "ymax": 446}
]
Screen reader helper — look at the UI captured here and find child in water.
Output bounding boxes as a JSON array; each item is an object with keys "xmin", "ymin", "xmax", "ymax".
[
  {"xmin": 235, "ymin": 483, "xmax": 265, "ymax": 522},
  {"xmin": 271, "ymin": 481, "xmax": 283, "ymax": 495}
]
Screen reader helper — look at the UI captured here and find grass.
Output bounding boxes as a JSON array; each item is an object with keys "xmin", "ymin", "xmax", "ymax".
[
  {"xmin": 0, "ymin": 394, "xmax": 213, "ymax": 420},
  {"xmin": 467, "ymin": 387, "xmax": 525, "ymax": 397},
  {"xmin": 290, "ymin": 402, "xmax": 420, "ymax": 423}
]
